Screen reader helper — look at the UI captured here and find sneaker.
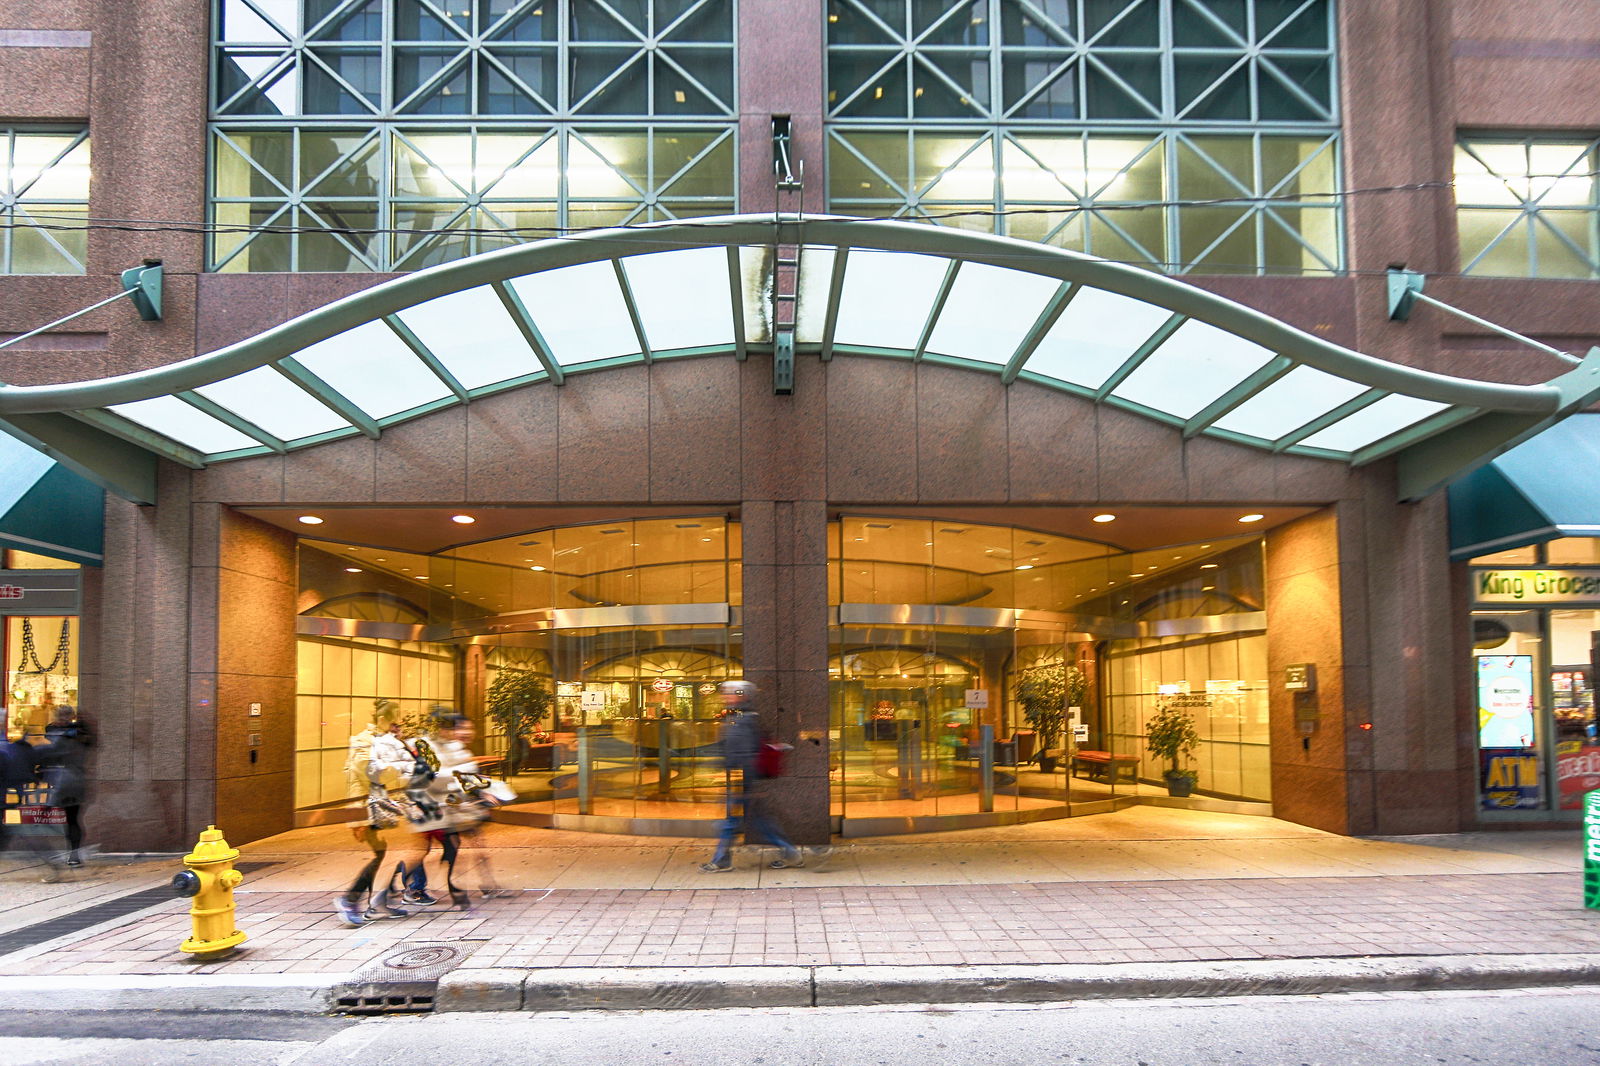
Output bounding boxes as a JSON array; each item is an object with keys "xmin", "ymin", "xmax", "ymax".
[
  {"xmin": 699, "ymin": 861, "xmax": 732, "ymax": 873},
  {"xmin": 400, "ymin": 890, "xmax": 438, "ymax": 906},
  {"xmin": 334, "ymin": 896, "xmax": 366, "ymax": 926},
  {"xmin": 65, "ymin": 858, "xmax": 82, "ymax": 869},
  {"xmin": 769, "ymin": 849, "xmax": 804, "ymax": 870},
  {"xmin": 363, "ymin": 903, "xmax": 409, "ymax": 921}
]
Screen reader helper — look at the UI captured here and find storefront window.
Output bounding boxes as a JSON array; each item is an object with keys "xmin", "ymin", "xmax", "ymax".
[
  {"xmin": 2, "ymin": 551, "xmax": 80, "ymax": 741},
  {"xmin": 294, "ymin": 516, "xmax": 741, "ymax": 821},
  {"xmin": 828, "ymin": 516, "xmax": 1267, "ymax": 828}
]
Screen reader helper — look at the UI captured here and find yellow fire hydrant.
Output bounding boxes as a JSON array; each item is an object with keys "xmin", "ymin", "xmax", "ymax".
[{"xmin": 170, "ymin": 825, "xmax": 247, "ymax": 959}]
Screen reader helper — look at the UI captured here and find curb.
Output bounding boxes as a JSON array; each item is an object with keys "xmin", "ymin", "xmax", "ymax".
[{"xmin": 10, "ymin": 954, "xmax": 1600, "ymax": 1014}]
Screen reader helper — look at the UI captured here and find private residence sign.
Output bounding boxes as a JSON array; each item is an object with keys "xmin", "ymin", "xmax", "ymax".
[{"xmin": 1472, "ymin": 568, "xmax": 1600, "ymax": 606}]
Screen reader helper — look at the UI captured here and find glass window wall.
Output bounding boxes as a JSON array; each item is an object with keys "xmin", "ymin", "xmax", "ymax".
[
  {"xmin": 1456, "ymin": 135, "xmax": 1600, "ymax": 280},
  {"xmin": 0, "ymin": 129, "xmax": 90, "ymax": 275}
]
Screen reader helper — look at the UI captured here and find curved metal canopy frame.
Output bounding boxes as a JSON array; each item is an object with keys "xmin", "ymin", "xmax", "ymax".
[{"xmin": 3, "ymin": 215, "xmax": 1597, "ymax": 505}]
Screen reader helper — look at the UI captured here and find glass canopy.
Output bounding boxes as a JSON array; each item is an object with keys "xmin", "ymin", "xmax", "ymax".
[{"xmin": 0, "ymin": 216, "xmax": 1595, "ymax": 502}]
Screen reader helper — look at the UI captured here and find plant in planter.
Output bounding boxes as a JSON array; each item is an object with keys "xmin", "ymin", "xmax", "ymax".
[
  {"xmin": 486, "ymin": 667, "xmax": 553, "ymax": 773},
  {"xmin": 1017, "ymin": 659, "xmax": 1088, "ymax": 773},
  {"xmin": 1145, "ymin": 694, "xmax": 1201, "ymax": 797}
]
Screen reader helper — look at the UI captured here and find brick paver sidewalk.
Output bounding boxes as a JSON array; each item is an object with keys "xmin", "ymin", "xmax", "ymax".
[{"xmin": 6, "ymin": 870, "xmax": 1593, "ymax": 978}]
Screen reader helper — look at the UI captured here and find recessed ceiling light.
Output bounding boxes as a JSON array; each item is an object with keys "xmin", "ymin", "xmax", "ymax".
[
  {"xmin": 297, "ymin": 515, "xmax": 323, "ymax": 525},
  {"xmin": 451, "ymin": 514, "xmax": 476, "ymax": 524},
  {"xmin": 1092, "ymin": 513, "xmax": 1116, "ymax": 523},
  {"xmin": 375, "ymin": 557, "xmax": 386, "ymax": 562},
  {"xmin": 344, "ymin": 567, "xmax": 362, "ymax": 573},
  {"xmin": 530, "ymin": 565, "xmax": 546, "ymax": 571},
  {"xmin": 1239, "ymin": 513, "xmax": 1264, "ymax": 523},
  {"xmin": 1015, "ymin": 564, "xmax": 1033, "ymax": 570},
  {"xmin": 1200, "ymin": 563, "xmax": 1219, "ymax": 570},
  {"xmin": 1202, "ymin": 585, "xmax": 1216, "ymax": 591}
]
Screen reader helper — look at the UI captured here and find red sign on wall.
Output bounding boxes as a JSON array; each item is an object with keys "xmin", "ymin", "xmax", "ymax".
[{"xmin": 1558, "ymin": 742, "xmax": 1600, "ymax": 810}]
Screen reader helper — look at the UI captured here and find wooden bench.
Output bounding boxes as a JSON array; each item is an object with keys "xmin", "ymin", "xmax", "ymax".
[{"xmin": 1071, "ymin": 749, "xmax": 1140, "ymax": 783}]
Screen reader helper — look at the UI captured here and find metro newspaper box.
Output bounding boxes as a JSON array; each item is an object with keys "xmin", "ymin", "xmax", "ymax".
[{"xmin": 1587, "ymin": 790, "xmax": 1600, "ymax": 910}]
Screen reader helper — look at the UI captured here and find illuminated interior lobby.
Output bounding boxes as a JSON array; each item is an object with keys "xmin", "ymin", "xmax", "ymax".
[{"xmin": 6, "ymin": 217, "xmax": 1595, "ymax": 851}]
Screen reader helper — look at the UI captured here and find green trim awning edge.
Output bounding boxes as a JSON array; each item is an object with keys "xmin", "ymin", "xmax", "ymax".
[
  {"xmin": 1449, "ymin": 413, "xmax": 1600, "ymax": 560},
  {"xmin": 0, "ymin": 214, "xmax": 1593, "ymax": 507}
]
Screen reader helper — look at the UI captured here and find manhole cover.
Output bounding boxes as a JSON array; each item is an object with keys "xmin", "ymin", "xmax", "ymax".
[{"xmin": 385, "ymin": 945, "xmax": 459, "ymax": 970}]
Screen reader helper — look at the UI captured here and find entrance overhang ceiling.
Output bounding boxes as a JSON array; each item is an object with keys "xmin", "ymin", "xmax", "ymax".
[{"xmin": 2, "ymin": 215, "xmax": 1596, "ymax": 505}]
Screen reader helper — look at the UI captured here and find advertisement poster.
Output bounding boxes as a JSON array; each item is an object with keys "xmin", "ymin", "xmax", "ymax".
[
  {"xmin": 1477, "ymin": 655, "xmax": 1536, "ymax": 748},
  {"xmin": 1481, "ymin": 747, "xmax": 1543, "ymax": 809},
  {"xmin": 1558, "ymin": 741, "xmax": 1600, "ymax": 810}
]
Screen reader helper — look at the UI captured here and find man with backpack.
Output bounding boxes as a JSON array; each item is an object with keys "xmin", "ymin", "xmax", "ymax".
[{"xmin": 700, "ymin": 680, "xmax": 803, "ymax": 873}]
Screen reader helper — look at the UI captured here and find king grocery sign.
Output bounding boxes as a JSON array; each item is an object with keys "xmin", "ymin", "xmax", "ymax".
[{"xmin": 1474, "ymin": 568, "xmax": 1600, "ymax": 606}]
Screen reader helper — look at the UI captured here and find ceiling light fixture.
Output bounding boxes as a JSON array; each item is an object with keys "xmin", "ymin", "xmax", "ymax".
[
  {"xmin": 1200, "ymin": 563, "xmax": 1219, "ymax": 570},
  {"xmin": 344, "ymin": 567, "xmax": 362, "ymax": 573},
  {"xmin": 1015, "ymin": 564, "xmax": 1033, "ymax": 570},
  {"xmin": 1238, "ymin": 514, "xmax": 1264, "ymax": 523},
  {"xmin": 451, "ymin": 514, "xmax": 476, "ymax": 524},
  {"xmin": 530, "ymin": 565, "xmax": 546, "ymax": 571},
  {"xmin": 297, "ymin": 515, "xmax": 323, "ymax": 525},
  {"xmin": 1092, "ymin": 513, "xmax": 1115, "ymax": 523}
]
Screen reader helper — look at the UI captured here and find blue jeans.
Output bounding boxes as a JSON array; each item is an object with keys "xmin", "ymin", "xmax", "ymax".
[{"xmin": 710, "ymin": 772, "xmax": 795, "ymax": 867}]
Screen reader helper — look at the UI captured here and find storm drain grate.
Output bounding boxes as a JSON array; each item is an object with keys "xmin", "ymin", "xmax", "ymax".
[
  {"xmin": 334, "ymin": 941, "xmax": 482, "ymax": 1015},
  {"xmin": 0, "ymin": 861, "xmax": 278, "ymax": 958}
]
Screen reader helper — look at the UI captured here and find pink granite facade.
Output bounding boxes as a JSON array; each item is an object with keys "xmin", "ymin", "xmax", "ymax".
[{"xmin": 4, "ymin": 1, "xmax": 1598, "ymax": 849}]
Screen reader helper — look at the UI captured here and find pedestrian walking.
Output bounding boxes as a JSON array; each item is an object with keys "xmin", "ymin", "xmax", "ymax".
[
  {"xmin": 405, "ymin": 710, "xmax": 512, "ymax": 910},
  {"xmin": 333, "ymin": 707, "xmax": 428, "ymax": 926},
  {"xmin": 700, "ymin": 680, "xmax": 803, "ymax": 873},
  {"xmin": 0, "ymin": 731, "xmax": 35, "ymax": 854},
  {"xmin": 34, "ymin": 706, "xmax": 90, "ymax": 870}
]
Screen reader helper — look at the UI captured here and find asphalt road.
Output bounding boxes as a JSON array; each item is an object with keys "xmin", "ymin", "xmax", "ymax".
[{"xmin": 3, "ymin": 987, "xmax": 1599, "ymax": 1065}]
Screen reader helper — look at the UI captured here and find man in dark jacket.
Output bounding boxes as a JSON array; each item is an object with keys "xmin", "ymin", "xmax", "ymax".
[
  {"xmin": 700, "ymin": 680, "xmax": 802, "ymax": 873},
  {"xmin": 0, "ymin": 732, "xmax": 35, "ymax": 853}
]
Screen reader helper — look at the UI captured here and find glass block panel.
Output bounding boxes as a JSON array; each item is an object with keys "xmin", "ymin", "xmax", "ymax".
[
  {"xmin": 920, "ymin": 140, "xmax": 996, "ymax": 201},
  {"xmin": 572, "ymin": 49, "xmax": 649, "ymax": 112},
  {"xmin": 1532, "ymin": 213, "xmax": 1597, "ymax": 279},
  {"xmin": 9, "ymin": 208, "xmax": 83, "ymax": 274},
  {"xmin": 395, "ymin": 284, "xmax": 545, "ymax": 388},
  {"xmin": 393, "ymin": 131, "xmax": 471, "ymax": 196},
  {"xmin": 1458, "ymin": 210, "xmax": 1525, "ymax": 276},
  {"xmin": 1528, "ymin": 142, "xmax": 1595, "ymax": 206},
  {"xmin": 481, "ymin": 50, "xmax": 557, "ymax": 111},
  {"xmin": 213, "ymin": 130, "xmax": 292, "ymax": 194},
  {"xmin": 508, "ymin": 260, "xmax": 643, "ymax": 365},
  {"xmin": 396, "ymin": 49, "xmax": 470, "ymax": 111},
  {"xmin": 657, "ymin": 132, "xmax": 733, "ymax": 196},
  {"xmin": 919, "ymin": 0, "xmax": 988, "ymax": 46},
  {"xmin": 925, "ymin": 263, "xmax": 1062, "ymax": 364},
  {"xmin": 571, "ymin": 0, "xmax": 645, "ymax": 41},
  {"xmin": 833, "ymin": 249, "xmax": 950, "ymax": 350},
  {"xmin": 1258, "ymin": 57, "xmax": 1331, "ymax": 122},
  {"xmin": 1177, "ymin": 60, "xmax": 1250, "ymax": 120},
  {"xmin": 913, "ymin": 133, "xmax": 987, "ymax": 194},
  {"xmin": 1088, "ymin": 209, "xmax": 1165, "ymax": 265},
  {"xmin": 477, "ymin": 132, "xmax": 559, "ymax": 197},
  {"xmin": 196, "ymin": 365, "xmax": 350, "ymax": 442},
  {"xmin": 1025, "ymin": 286, "xmax": 1174, "ymax": 388},
  {"xmin": 1002, "ymin": 54, "xmax": 1076, "ymax": 119},
  {"xmin": 1177, "ymin": 136, "xmax": 1254, "ymax": 198},
  {"xmin": 658, "ymin": 0, "xmax": 732, "ymax": 41},
  {"xmin": 220, "ymin": 0, "xmax": 294, "ymax": 42},
  {"xmin": 656, "ymin": 48, "xmax": 734, "ymax": 113},
  {"xmin": 1084, "ymin": 54, "xmax": 1160, "ymax": 118},
  {"xmin": 1112, "ymin": 319, "xmax": 1276, "ymax": 419},
  {"xmin": 110, "ymin": 396, "xmax": 263, "ymax": 454},
  {"xmin": 1178, "ymin": 206, "xmax": 1256, "ymax": 273},
  {"xmin": 305, "ymin": 48, "xmax": 382, "ymax": 112},
  {"xmin": 296, "ymin": 203, "xmax": 380, "ymax": 270},
  {"xmin": 1085, "ymin": 0, "xmax": 1157, "ymax": 45},
  {"xmin": 1000, "ymin": 0, "xmax": 1074, "ymax": 46},
  {"xmin": 302, "ymin": 131, "xmax": 381, "ymax": 196},
  {"xmin": 830, "ymin": 131, "xmax": 908, "ymax": 199},
  {"xmin": 1296, "ymin": 394, "xmax": 1449, "ymax": 454},
  {"xmin": 620, "ymin": 246, "xmax": 736, "ymax": 351},
  {"xmin": 571, "ymin": 133, "xmax": 648, "ymax": 197},
  {"xmin": 212, "ymin": 204, "xmax": 293, "ymax": 272},
  {"xmin": 216, "ymin": 52, "xmax": 298, "ymax": 115},
  {"xmin": 828, "ymin": 0, "xmax": 899, "ymax": 45},
  {"xmin": 913, "ymin": 52, "xmax": 989, "ymax": 117},
  {"xmin": 1211, "ymin": 365, "xmax": 1368, "ymax": 441},
  {"xmin": 13, "ymin": 137, "xmax": 90, "ymax": 201},
  {"xmin": 830, "ymin": 52, "xmax": 907, "ymax": 117},
  {"xmin": 294, "ymin": 320, "xmax": 453, "ymax": 418}
]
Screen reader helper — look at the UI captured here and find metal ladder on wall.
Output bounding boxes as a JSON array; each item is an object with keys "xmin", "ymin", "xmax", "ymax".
[{"xmin": 771, "ymin": 117, "xmax": 804, "ymax": 395}]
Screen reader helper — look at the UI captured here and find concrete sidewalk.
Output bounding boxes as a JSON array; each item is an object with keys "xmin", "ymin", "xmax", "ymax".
[{"xmin": 1, "ymin": 808, "xmax": 1595, "ymax": 1012}]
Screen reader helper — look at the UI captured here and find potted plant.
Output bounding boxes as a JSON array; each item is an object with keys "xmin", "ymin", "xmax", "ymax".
[
  {"xmin": 1145, "ymin": 694, "xmax": 1201, "ymax": 797},
  {"xmin": 1017, "ymin": 659, "xmax": 1088, "ymax": 773},
  {"xmin": 486, "ymin": 666, "xmax": 553, "ymax": 773}
]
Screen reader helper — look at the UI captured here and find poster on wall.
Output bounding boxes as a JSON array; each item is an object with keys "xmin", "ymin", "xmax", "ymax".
[
  {"xmin": 1558, "ymin": 741, "xmax": 1600, "ymax": 809},
  {"xmin": 1477, "ymin": 655, "xmax": 1536, "ymax": 748},
  {"xmin": 1481, "ymin": 748, "xmax": 1543, "ymax": 809}
]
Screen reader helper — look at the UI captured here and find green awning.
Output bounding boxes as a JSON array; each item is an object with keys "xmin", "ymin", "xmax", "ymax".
[
  {"xmin": 1449, "ymin": 412, "xmax": 1600, "ymax": 560},
  {"xmin": 0, "ymin": 429, "xmax": 102, "ymax": 564}
]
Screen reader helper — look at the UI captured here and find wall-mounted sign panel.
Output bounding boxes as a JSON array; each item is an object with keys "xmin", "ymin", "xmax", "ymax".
[
  {"xmin": 0, "ymin": 569, "xmax": 81, "ymax": 615},
  {"xmin": 1474, "ymin": 568, "xmax": 1600, "ymax": 606}
]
